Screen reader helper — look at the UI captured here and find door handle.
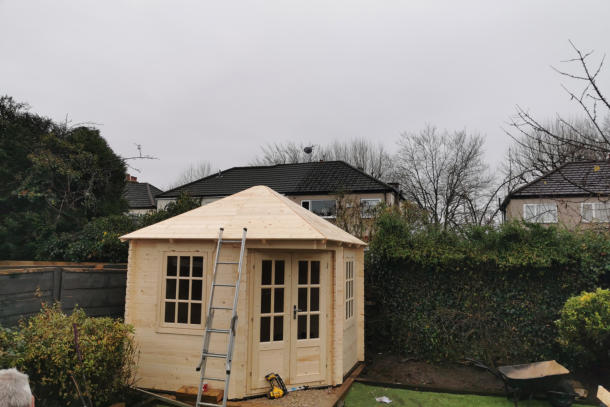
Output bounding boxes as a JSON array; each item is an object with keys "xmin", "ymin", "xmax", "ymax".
[{"xmin": 293, "ymin": 305, "xmax": 302, "ymax": 319}]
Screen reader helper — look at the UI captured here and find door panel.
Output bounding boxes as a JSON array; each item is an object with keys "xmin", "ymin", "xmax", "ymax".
[
  {"xmin": 251, "ymin": 254, "xmax": 291, "ymax": 390},
  {"xmin": 290, "ymin": 255, "xmax": 328, "ymax": 384},
  {"xmin": 250, "ymin": 252, "xmax": 329, "ymax": 392}
]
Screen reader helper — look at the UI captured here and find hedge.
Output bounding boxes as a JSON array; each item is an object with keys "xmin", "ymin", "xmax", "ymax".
[{"xmin": 365, "ymin": 211, "xmax": 610, "ymax": 365}]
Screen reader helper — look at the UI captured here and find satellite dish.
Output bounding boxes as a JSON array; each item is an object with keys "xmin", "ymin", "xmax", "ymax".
[{"xmin": 304, "ymin": 146, "xmax": 314, "ymax": 154}]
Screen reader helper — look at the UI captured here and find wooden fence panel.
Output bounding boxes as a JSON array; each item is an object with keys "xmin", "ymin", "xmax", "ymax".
[{"xmin": 0, "ymin": 263, "xmax": 127, "ymax": 326}]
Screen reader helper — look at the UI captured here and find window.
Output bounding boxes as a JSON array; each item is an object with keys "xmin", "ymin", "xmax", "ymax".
[
  {"xmin": 301, "ymin": 200, "xmax": 337, "ymax": 218},
  {"xmin": 163, "ymin": 255, "xmax": 204, "ymax": 325},
  {"xmin": 581, "ymin": 202, "xmax": 610, "ymax": 222},
  {"xmin": 360, "ymin": 198, "xmax": 381, "ymax": 218},
  {"xmin": 345, "ymin": 260, "xmax": 354, "ymax": 320},
  {"xmin": 259, "ymin": 260, "xmax": 286, "ymax": 342},
  {"xmin": 523, "ymin": 203, "xmax": 558, "ymax": 224}
]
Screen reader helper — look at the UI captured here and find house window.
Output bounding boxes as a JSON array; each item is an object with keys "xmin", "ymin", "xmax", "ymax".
[
  {"xmin": 163, "ymin": 255, "xmax": 204, "ymax": 325},
  {"xmin": 581, "ymin": 202, "xmax": 610, "ymax": 222},
  {"xmin": 360, "ymin": 198, "xmax": 381, "ymax": 218},
  {"xmin": 523, "ymin": 203, "xmax": 558, "ymax": 224},
  {"xmin": 345, "ymin": 260, "xmax": 354, "ymax": 320},
  {"xmin": 301, "ymin": 200, "xmax": 337, "ymax": 218}
]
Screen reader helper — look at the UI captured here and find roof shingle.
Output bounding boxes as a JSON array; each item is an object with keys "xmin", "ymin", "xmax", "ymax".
[
  {"xmin": 508, "ymin": 160, "xmax": 610, "ymax": 200},
  {"xmin": 157, "ymin": 161, "xmax": 396, "ymax": 198},
  {"xmin": 123, "ymin": 182, "xmax": 163, "ymax": 209}
]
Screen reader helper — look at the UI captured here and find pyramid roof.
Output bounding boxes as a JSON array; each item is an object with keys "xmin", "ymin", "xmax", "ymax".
[{"xmin": 121, "ymin": 185, "xmax": 365, "ymax": 246}]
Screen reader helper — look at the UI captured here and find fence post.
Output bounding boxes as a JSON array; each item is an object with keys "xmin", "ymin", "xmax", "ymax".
[{"xmin": 52, "ymin": 267, "xmax": 62, "ymax": 302}]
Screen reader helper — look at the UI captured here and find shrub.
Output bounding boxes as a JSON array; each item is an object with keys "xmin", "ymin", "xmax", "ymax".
[
  {"xmin": 36, "ymin": 191, "xmax": 202, "ymax": 263},
  {"xmin": 556, "ymin": 288, "xmax": 610, "ymax": 368},
  {"xmin": 0, "ymin": 304, "xmax": 136, "ymax": 406},
  {"xmin": 37, "ymin": 215, "xmax": 136, "ymax": 263},
  {"xmin": 365, "ymin": 211, "xmax": 609, "ymax": 364}
]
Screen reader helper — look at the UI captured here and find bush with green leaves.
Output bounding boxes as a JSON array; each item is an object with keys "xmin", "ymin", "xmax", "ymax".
[
  {"xmin": 0, "ymin": 304, "xmax": 136, "ymax": 406},
  {"xmin": 365, "ymin": 209, "xmax": 610, "ymax": 365},
  {"xmin": 556, "ymin": 288, "xmax": 610, "ymax": 368},
  {"xmin": 36, "ymin": 192, "xmax": 201, "ymax": 263}
]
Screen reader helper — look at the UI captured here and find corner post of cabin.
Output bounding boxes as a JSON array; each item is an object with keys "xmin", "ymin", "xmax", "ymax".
[
  {"xmin": 332, "ymin": 245, "xmax": 344, "ymax": 385},
  {"xmin": 356, "ymin": 246, "xmax": 365, "ymax": 362}
]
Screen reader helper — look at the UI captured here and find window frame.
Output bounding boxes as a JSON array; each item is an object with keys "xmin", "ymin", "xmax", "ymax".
[
  {"xmin": 360, "ymin": 198, "xmax": 382, "ymax": 218},
  {"xmin": 301, "ymin": 199, "xmax": 337, "ymax": 219},
  {"xmin": 345, "ymin": 259, "xmax": 355, "ymax": 323},
  {"xmin": 581, "ymin": 201, "xmax": 610, "ymax": 223},
  {"xmin": 523, "ymin": 203, "xmax": 558, "ymax": 224},
  {"xmin": 158, "ymin": 252, "xmax": 207, "ymax": 333}
]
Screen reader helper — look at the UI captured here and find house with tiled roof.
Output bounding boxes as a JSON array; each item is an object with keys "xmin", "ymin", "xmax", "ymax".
[
  {"xmin": 500, "ymin": 161, "xmax": 610, "ymax": 228},
  {"xmin": 123, "ymin": 175, "xmax": 163, "ymax": 215},
  {"xmin": 156, "ymin": 161, "xmax": 401, "ymax": 237}
]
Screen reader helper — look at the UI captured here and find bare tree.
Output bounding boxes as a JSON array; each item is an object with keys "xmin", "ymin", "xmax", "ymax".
[
  {"xmin": 252, "ymin": 138, "xmax": 394, "ymax": 180},
  {"xmin": 168, "ymin": 161, "xmax": 213, "ymax": 189},
  {"xmin": 394, "ymin": 126, "xmax": 498, "ymax": 227},
  {"xmin": 504, "ymin": 118, "xmax": 606, "ymax": 190},
  {"xmin": 507, "ymin": 41, "xmax": 610, "ymax": 190}
]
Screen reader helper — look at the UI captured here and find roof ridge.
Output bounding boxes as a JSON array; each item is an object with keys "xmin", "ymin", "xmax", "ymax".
[
  {"xmin": 264, "ymin": 187, "xmax": 327, "ymax": 240},
  {"xmin": 145, "ymin": 184, "xmax": 154, "ymax": 206}
]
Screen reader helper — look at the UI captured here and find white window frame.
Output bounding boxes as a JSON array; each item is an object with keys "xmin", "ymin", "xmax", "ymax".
[
  {"xmin": 160, "ymin": 254, "xmax": 206, "ymax": 328},
  {"xmin": 523, "ymin": 203, "xmax": 558, "ymax": 224},
  {"xmin": 301, "ymin": 199, "xmax": 337, "ymax": 219},
  {"xmin": 360, "ymin": 198, "xmax": 382, "ymax": 218},
  {"xmin": 581, "ymin": 202, "xmax": 610, "ymax": 223}
]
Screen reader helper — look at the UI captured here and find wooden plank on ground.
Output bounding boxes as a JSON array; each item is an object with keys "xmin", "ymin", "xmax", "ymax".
[
  {"xmin": 328, "ymin": 363, "xmax": 364, "ymax": 406},
  {"xmin": 175, "ymin": 385, "xmax": 223, "ymax": 404}
]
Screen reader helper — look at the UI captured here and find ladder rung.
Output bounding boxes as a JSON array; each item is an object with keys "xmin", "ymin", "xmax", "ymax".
[
  {"xmin": 210, "ymin": 306, "xmax": 232, "ymax": 310},
  {"xmin": 197, "ymin": 402, "xmax": 223, "ymax": 407},
  {"xmin": 221, "ymin": 240, "xmax": 242, "ymax": 243},
  {"xmin": 213, "ymin": 283, "xmax": 236, "ymax": 287},
  {"xmin": 202, "ymin": 352, "xmax": 227, "ymax": 358},
  {"xmin": 203, "ymin": 376, "xmax": 226, "ymax": 381},
  {"xmin": 217, "ymin": 261, "xmax": 239, "ymax": 265},
  {"xmin": 206, "ymin": 328, "xmax": 230, "ymax": 334}
]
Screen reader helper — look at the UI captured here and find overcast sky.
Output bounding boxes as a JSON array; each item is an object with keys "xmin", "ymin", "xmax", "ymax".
[{"xmin": 1, "ymin": 1, "xmax": 610, "ymax": 188}]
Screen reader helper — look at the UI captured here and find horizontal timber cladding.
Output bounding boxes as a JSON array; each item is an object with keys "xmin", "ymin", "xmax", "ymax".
[{"xmin": 0, "ymin": 262, "xmax": 127, "ymax": 326}]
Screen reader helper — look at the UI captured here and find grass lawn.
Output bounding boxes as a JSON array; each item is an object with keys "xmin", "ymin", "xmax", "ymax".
[{"xmin": 344, "ymin": 382, "xmax": 550, "ymax": 407}]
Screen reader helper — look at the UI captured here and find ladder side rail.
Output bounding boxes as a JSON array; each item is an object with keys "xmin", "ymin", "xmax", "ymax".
[
  {"xmin": 221, "ymin": 228, "xmax": 247, "ymax": 406},
  {"xmin": 196, "ymin": 228, "xmax": 225, "ymax": 406}
]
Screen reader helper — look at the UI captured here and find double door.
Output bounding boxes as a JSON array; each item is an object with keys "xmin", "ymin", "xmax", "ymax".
[{"xmin": 250, "ymin": 252, "xmax": 329, "ymax": 392}]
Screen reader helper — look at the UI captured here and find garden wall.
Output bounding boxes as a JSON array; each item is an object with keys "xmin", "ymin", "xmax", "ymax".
[{"xmin": 0, "ymin": 261, "xmax": 126, "ymax": 326}]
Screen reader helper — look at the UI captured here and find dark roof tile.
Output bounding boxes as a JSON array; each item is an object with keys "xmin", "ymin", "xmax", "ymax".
[
  {"xmin": 157, "ymin": 161, "xmax": 396, "ymax": 198},
  {"xmin": 123, "ymin": 182, "xmax": 163, "ymax": 209},
  {"xmin": 510, "ymin": 161, "xmax": 610, "ymax": 199}
]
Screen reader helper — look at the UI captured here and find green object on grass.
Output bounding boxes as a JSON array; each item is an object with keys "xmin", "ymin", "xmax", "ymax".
[{"xmin": 344, "ymin": 382, "xmax": 550, "ymax": 406}]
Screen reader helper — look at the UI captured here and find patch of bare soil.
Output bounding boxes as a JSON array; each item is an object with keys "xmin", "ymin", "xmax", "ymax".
[
  {"xmin": 360, "ymin": 353, "xmax": 505, "ymax": 394},
  {"xmin": 229, "ymin": 386, "xmax": 341, "ymax": 407},
  {"xmin": 361, "ymin": 353, "xmax": 609, "ymax": 403}
]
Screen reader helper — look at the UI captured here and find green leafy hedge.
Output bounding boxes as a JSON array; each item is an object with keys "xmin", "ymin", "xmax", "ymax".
[
  {"xmin": 0, "ymin": 304, "xmax": 136, "ymax": 406},
  {"xmin": 36, "ymin": 192, "xmax": 201, "ymax": 263},
  {"xmin": 365, "ymin": 210, "xmax": 610, "ymax": 365},
  {"xmin": 556, "ymin": 288, "xmax": 610, "ymax": 367}
]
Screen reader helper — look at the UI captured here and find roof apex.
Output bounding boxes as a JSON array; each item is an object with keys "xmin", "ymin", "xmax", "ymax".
[{"xmin": 121, "ymin": 185, "xmax": 365, "ymax": 246}]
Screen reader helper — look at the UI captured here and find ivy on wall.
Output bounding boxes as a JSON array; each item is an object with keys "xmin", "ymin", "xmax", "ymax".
[{"xmin": 365, "ymin": 210, "xmax": 610, "ymax": 364}]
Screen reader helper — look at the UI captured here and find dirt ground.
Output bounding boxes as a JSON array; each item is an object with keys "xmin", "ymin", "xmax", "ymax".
[
  {"xmin": 228, "ymin": 386, "xmax": 344, "ymax": 407},
  {"xmin": 360, "ymin": 353, "xmax": 505, "ymax": 394},
  {"xmin": 359, "ymin": 353, "xmax": 608, "ymax": 403}
]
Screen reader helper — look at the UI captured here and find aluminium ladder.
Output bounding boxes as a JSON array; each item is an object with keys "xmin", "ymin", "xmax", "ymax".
[{"xmin": 195, "ymin": 227, "xmax": 247, "ymax": 407}]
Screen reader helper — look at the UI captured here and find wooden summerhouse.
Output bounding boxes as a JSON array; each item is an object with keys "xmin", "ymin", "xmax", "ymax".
[{"xmin": 121, "ymin": 185, "xmax": 365, "ymax": 399}]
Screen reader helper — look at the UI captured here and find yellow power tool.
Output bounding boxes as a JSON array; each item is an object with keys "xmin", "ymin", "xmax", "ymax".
[{"xmin": 264, "ymin": 372, "xmax": 287, "ymax": 399}]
